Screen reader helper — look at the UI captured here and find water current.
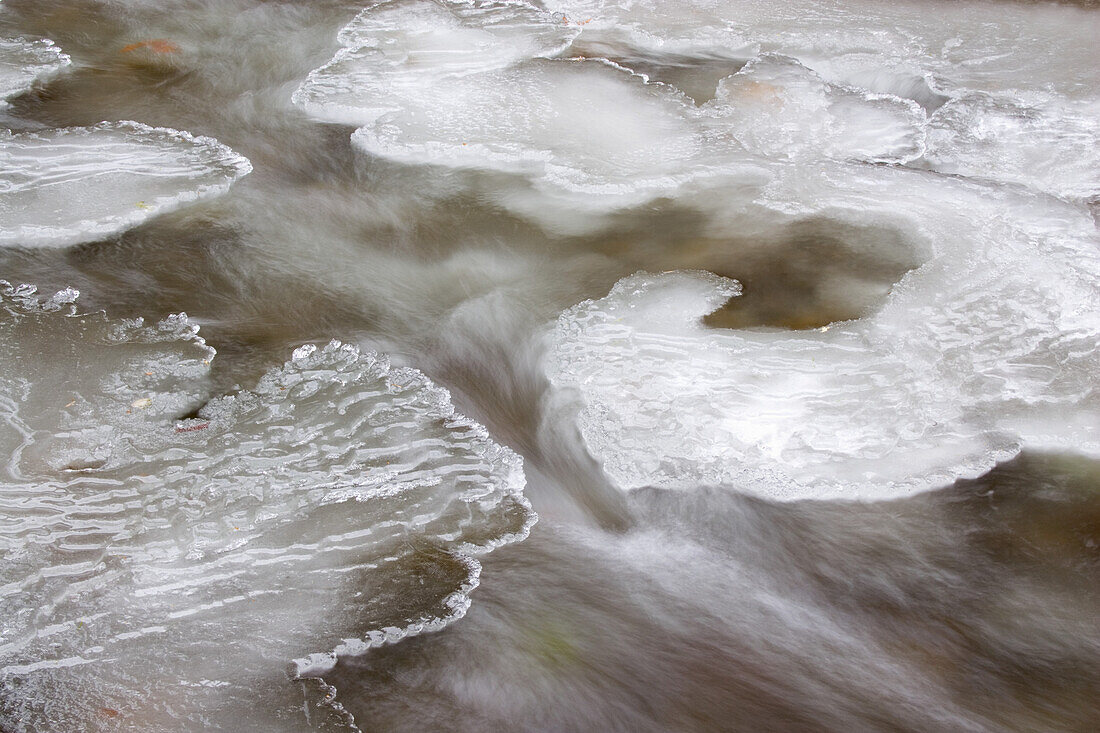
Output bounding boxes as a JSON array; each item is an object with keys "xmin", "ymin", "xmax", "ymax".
[{"xmin": 1, "ymin": 1, "xmax": 1098, "ymax": 730}]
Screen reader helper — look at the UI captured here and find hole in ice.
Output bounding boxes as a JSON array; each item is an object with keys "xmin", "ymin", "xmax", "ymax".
[
  {"xmin": 585, "ymin": 213, "xmax": 923, "ymax": 330},
  {"xmin": 702, "ymin": 218, "xmax": 920, "ymax": 330}
]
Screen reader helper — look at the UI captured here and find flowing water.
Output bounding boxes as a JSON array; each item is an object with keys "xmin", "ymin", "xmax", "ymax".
[{"xmin": 0, "ymin": 0, "xmax": 1098, "ymax": 731}]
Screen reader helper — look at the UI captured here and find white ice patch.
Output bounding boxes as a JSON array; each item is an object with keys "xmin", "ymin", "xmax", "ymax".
[
  {"xmin": 293, "ymin": 0, "xmax": 579, "ymax": 126},
  {"xmin": 0, "ymin": 121, "xmax": 251, "ymax": 248},
  {"xmin": 547, "ymin": 162, "xmax": 1100, "ymax": 502},
  {"xmin": 0, "ymin": 36, "xmax": 70, "ymax": 106},
  {"xmin": 294, "ymin": 0, "xmax": 757, "ymax": 214},
  {"xmin": 545, "ymin": 0, "xmax": 1100, "ymax": 98},
  {"xmin": 350, "ymin": 58, "xmax": 730, "ymax": 194},
  {"xmin": 707, "ymin": 54, "xmax": 926, "ymax": 164},
  {"xmin": 540, "ymin": 0, "xmax": 1100, "ymax": 203},
  {"xmin": 924, "ymin": 92, "xmax": 1100, "ymax": 202},
  {"xmin": 0, "ymin": 284, "xmax": 532, "ymax": 730}
]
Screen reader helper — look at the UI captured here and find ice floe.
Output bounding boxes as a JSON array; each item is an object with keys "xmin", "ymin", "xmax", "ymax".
[
  {"xmin": 0, "ymin": 283, "xmax": 532, "ymax": 729},
  {"xmin": 0, "ymin": 121, "xmax": 252, "ymax": 248},
  {"xmin": 546, "ymin": 161, "xmax": 1100, "ymax": 502}
]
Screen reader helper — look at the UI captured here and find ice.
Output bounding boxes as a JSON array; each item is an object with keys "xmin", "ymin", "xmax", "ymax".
[
  {"xmin": 540, "ymin": 0, "xmax": 1100, "ymax": 200},
  {"xmin": 923, "ymin": 92, "xmax": 1100, "ymax": 202},
  {"xmin": 0, "ymin": 284, "xmax": 533, "ymax": 730},
  {"xmin": 544, "ymin": 0, "xmax": 1100, "ymax": 98},
  {"xmin": 509, "ymin": 1, "xmax": 1100, "ymax": 499},
  {"xmin": 291, "ymin": 0, "xmax": 1100, "ymax": 499},
  {"xmin": 546, "ymin": 161, "xmax": 1100, "ymax": 502},
  {"xmin": 0, "ymin": 122, "xmax": 252, "ymax": 248},
  {"xmin": 293, "ymin": 0, "xmax": 579, "ymax": 126},
  {"xmin": 0, "ymin": 36, "xmax": 69, "ymax": 106},
  {"xmin": 292, "ymin": 0, "xmax": 1092, "ymax": 228},
  {"xmin": 294, "ymin": 0, "xmax": 756, "ymax": 215},
  {"xmin": 350, "ymin": 58, "xmax": 723, "ymax": 192},
  {"xmin": 707, "ymin": 54, "xmax": 926, "ymax": 164}
]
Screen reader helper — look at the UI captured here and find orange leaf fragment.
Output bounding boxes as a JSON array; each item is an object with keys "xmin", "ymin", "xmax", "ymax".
[{"xmin": 120, "ymin": 39, "xmax": 180, "ymax": 55}]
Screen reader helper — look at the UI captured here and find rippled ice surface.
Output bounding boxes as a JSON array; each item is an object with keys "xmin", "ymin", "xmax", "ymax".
[
  {"xmin": 1, "ymin": 0, "xmax": 1099, "ymax": 730},
  {"xmin": 1, "ymin": 122, "xmax": 251, "ymax": 247},
  {"xmin": 0, "ymin": 283, "xmax": 531, "ymax": 730}
]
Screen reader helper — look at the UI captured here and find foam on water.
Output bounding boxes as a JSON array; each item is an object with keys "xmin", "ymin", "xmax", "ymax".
[
  {"xmin": 0, "ymin": 122, "xmax": 252, "ymax": 248},
  {"xmin": 0, "ymin": 284, "xmax": 533, "ymax": 730}
]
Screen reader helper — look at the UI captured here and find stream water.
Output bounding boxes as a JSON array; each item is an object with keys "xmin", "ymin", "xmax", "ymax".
[{"xmin": 1, "ymin": 1, "xmax": 1098, "ymax": 731}]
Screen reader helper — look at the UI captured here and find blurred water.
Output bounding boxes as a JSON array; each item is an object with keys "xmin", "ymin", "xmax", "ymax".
[{"xmin": 0, "ymin": 0, "xmax": 1098, "ymax": 731}]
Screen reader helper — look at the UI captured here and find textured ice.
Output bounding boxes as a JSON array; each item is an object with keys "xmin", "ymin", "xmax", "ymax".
[
  {"xmin": 350, "ymin": 57, "xmax": 733, "ymax": 195},
  {"xmin": 511, "ymin": 1, "xmax": 1100, "ymax": 498},
  {"xmin": 294, "ymin": 0, "xmax": 1095, "ymax": 225},
  {"xmin": 547, "ymin": 163, "xmax": 1100, "ymax": 502},
  {"xmin": 293, "ymin": 0, "xmax": 579, "ymax": 126},
  {"xmin": 0, "ymin": 122, "xmax": 252, "ymax": 248},
  {"xmin": 924, "ymin": 93, "xmax": 1100, "ymax": 202},
  {"xmin": 294, "ymin": 0, "xmax": 756, "ymax": 209},
  {"xmin": 0, "ymin": 36, "xmax": 69, "ymax": 106},
  {"xmin": 0, "ymin": 284, "xmax": 532, "ymax": 730},
  {"xmin": 708, "ymin": 54, "xmax": 926, "ymax": 163},
  {"xmin": 540, "ymin": 0, "xmax": 1100, "ymax": 202},
  {"xmin": 543, "ymin": 0, "xmax": 1100, "ymax": 97}
]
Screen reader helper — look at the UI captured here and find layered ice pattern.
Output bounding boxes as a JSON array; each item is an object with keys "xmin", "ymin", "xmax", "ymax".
[
  {"xmin": 0, "ymin": 284, "xmax": 533, "ymax": 730},
  {"xmin": 0, "ymin": 36, "xmax": 69, "ymax": 106},
  {"xmin": 2, "ymin": 5, "xmax": 251, "ymax": 250},
  {"xmin": 0, "ymin": 122, "xmax": 252, "ymax": 248}
]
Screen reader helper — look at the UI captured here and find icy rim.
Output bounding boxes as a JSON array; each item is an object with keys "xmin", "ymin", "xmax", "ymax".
[
  {"xmin": 0, "ymin": 35, "xmax": 70, "ymax": 107},
  {"xmin": 0, "ymin": 121, "xmax": 252, "ymax": 248}
]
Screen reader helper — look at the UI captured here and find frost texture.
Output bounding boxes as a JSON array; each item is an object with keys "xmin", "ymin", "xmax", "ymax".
[
  {"xmin": 0, "ymin": 285, "xmax": 533, "ymax": 730},
  {"xmin": 0, "ymin": 36, "xmax": 70, "ymax": 106},
  {"xmin": 0, "ymin": 122, "xmax": 252, "ymax": 248}
]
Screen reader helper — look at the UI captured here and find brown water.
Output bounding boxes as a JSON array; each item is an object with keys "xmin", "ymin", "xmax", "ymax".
[{"xmin": 1, "ymin": 1, "xmax": 1099, "ymax": 731}]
